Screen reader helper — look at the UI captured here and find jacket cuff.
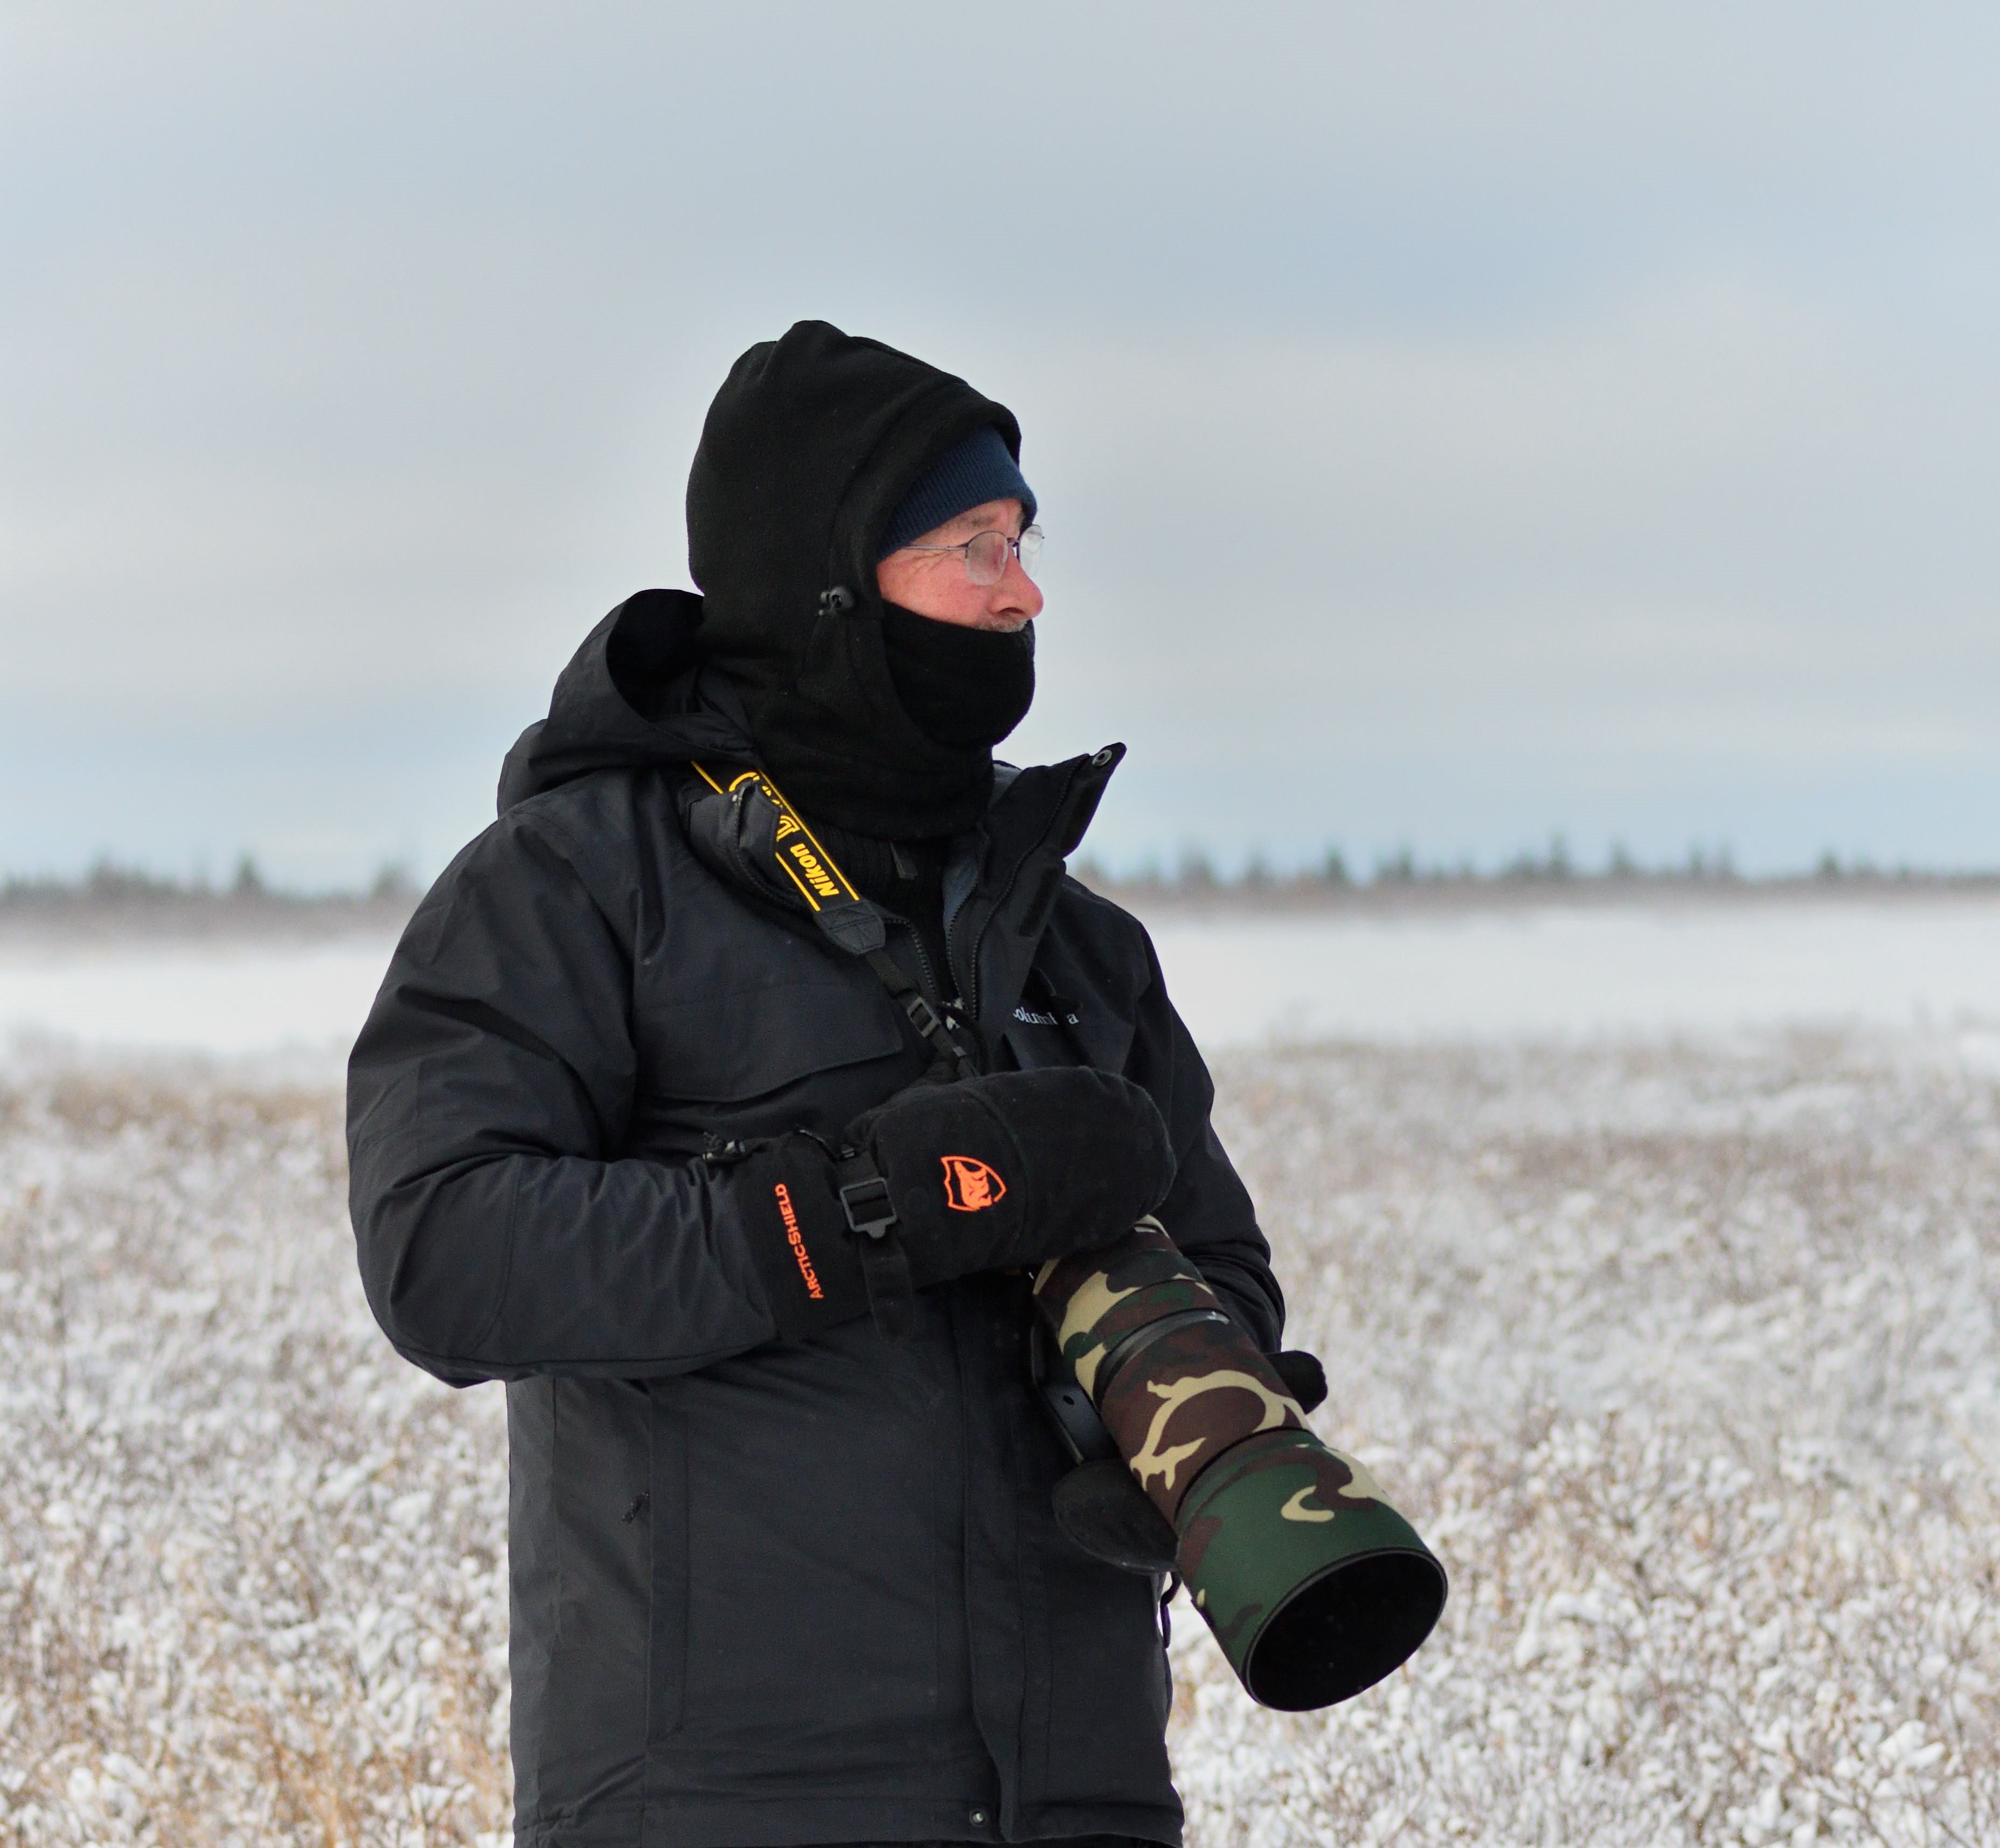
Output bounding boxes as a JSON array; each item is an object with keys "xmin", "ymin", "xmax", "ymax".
[{"xmin": 734, "ymin": 1137, "xmax": 872, "ymax": 1340}]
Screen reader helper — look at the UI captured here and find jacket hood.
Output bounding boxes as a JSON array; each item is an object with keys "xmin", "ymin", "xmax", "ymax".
[
  {"xmin": 497, "ymin": 589, "xmax": 752, "ymax": 814},
  {"xmin": 686, "ymin": 319, "xmax": 1033, "ymax": 839}
]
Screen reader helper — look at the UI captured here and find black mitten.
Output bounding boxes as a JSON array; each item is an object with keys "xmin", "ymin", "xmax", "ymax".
[
  {"xmin": 734, "ymin": 1067, "xmax": 1176, "ymax": 1340},
  {"xmin": 851, "ymin": 1066, "xmax": 1176, "ymax": 1288}
]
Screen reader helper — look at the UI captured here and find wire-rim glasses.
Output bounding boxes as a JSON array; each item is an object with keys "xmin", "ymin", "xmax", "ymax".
[{"xmin": 894, "ymin": 524, "xmax": 1044, "ymax": 587}]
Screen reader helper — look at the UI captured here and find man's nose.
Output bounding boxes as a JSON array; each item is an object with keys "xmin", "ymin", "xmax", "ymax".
[{"xmin": 996, "ymin": 557, "xmax": 1043, "ymax": 620}]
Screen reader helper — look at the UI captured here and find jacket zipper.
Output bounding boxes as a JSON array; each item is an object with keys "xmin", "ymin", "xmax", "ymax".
[
  {"xmin": 953, "ymin": 756, "xmax": 1088, "ymax": 1027},
  {"xmin": 876, "ymin": 906, "xmax": 969, "ymax": 1036}
]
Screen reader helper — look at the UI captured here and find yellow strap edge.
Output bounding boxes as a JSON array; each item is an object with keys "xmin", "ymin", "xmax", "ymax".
[{"xmin": 692, "ymin": 761, "xmax": 862, "ymax": 913}]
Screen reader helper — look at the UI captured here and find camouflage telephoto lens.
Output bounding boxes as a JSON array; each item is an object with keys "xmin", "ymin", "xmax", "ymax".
[{"xmin": 1033, "ymin": 1218, "xmax": 1448, "ymax": 1710}]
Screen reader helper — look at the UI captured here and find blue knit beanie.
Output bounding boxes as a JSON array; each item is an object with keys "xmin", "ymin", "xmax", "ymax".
[{"xmin": 876, "ymin": 424, "xmax": 1036, "ymax": 558}]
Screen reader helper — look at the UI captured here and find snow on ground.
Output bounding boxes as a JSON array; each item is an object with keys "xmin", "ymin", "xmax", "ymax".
[
  {"xmin": 2, "ymin": 900, "xmax": 1998, "ymax": 1844},
  {"xmin": 1176, "ymin": 1036, "xmax": 1999, "ymax": 1846},
  {"xmin": 0, "ymin": 1070, "xmax": 510, "ymax": 1845},
  {"xmin": 0, "ymin": 936, "xmax": 399, "ymax": 1076},
  {"xmin": 1143, "ymin": 895, "xmax": 2000, "ymax": 1050},
  {"xmin": 2, "ymin": 893, "xmax": 1997, "ymax": 1066}
]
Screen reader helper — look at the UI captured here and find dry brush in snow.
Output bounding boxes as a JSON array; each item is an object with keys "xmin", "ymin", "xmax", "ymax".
[
  {"xmin": 1176, "ymin": 1035, "xmax": 2000, "ymax": 1846},
  {"xmin": 1, "ymin": 1031, "xmax": 1996, "ymax": 1845},
  {"xmin": 0, "ymin": 1074, "xmax": 509, "ymax": 1845}
]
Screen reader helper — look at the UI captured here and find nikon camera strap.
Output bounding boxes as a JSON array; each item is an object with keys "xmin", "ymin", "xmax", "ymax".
[
  {"xmin": 691, "ymin": 763, "xmax": 980, "ymax": 1085},
  {"xmin": 693, "ymin": 761, "xmax": 986, "ymax": 1339}
]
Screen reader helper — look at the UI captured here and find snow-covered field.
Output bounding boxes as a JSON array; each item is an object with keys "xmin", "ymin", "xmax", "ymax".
[
  {"xmin": 4, "ymin": 892, "xmax": 1999, "ymax": 1066},
  {"xmin": 1148, "ymin": 895, "xmax": 2000, "ymax": 1052},
  {"xmin": 3, "ymin": 898, "xmax": 1997, "ymax": 1844},
  {"xmin": 0, "ymin": 936, "xmax": 397, "ymax": 1078},
  {"xmin": 0, "ymin": 1069, "xmax": 509, "ymax": 1845},
  {"xmin": 1176, "ymin": 1035, "xmax": 1998, "ymax": 1847}
]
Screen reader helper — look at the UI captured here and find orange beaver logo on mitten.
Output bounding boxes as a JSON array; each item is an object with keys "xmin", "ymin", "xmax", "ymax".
[{"xmin": 941, "ymin": 1156, "xmax": 1006, "ymax": 1212}]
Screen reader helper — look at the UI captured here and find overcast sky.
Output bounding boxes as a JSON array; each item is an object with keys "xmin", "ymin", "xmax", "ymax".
[{"xmin": 5, "ymin": 2, "xmax": 1998, "ymax": 885}]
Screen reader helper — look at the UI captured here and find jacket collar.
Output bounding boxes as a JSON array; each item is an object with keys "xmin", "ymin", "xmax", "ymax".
[
  {"xmin": 678, "ymin": 741, "xmax": 1124, "ymax": 1040},
  {"xmin": 943, "ymin": 744, "xmax": 1123, "ymax": 1038}
]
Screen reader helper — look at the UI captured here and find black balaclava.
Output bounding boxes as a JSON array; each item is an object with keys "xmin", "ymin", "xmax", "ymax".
[{"xmin": 687, "ymin": 320, "xmax": 1036, "ymax": 840}]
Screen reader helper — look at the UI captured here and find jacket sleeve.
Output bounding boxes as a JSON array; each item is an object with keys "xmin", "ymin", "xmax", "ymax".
[
  {"xmin": 1120, "ymin": 927, "xmax": 1286, "ymax": 1352},
  {"xmin": 346, "ymin": 808, "xmax": 780, "ymax": 1386}
]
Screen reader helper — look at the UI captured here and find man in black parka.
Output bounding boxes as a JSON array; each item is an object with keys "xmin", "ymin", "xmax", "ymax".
[{"xmin": 348, "ymin": 321, "xmax": 1284, "ymax": 1848}]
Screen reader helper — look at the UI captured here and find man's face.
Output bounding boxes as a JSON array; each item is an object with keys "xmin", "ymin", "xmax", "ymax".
[{"xmin": 875, "ymin": 497, "xmax": 1043, "ymax": 633}]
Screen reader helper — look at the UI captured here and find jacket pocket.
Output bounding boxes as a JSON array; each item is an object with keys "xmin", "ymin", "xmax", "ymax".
[
  {"xmin": 670, "ymin": 1325, "xmax": 964, "ymax": 1760},
  {"xmin": 637, "ymin": 975, "xmax": 906, "ymax": 1104}
]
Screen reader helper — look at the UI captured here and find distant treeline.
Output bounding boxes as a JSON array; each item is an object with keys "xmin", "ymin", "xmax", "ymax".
[
  {"xmin": 0, "ymin": 856, "xmax": 420, "ymax": 915},
  {"xmin": 7, "ymin": 845, "xmax": 1998, "ymax": 916},
  {"xmin": 1077, "ymin": 837, "xmax": 2000, "ymax": 899}
]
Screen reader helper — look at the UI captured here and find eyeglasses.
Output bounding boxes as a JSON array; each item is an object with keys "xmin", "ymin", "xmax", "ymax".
[{"xmin": 894, "ymin": 524, "xmax": 1044, "ymax": 587}]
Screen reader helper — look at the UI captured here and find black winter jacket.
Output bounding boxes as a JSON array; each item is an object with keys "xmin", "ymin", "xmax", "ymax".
[{"xmin": 348, "ymin": 622, "xmax": 1281, "ymax": 1847}]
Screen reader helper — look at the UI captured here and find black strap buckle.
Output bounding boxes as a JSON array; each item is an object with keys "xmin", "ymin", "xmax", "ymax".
[
  {"xmin": 903, "ymin": 992, "xmax": 978, "ymax": 1071},
  {"xmin": 837, "ymin": 1162, "xmax": 914, "ymax": 1337},
  {"xmin": 839, "ymin": 1175, "xmax": 898, "ymax": 1239}
]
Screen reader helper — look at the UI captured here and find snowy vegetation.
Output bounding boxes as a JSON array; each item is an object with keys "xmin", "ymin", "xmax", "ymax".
[
  {"xmin": 2, "ymin": 1030, "xmax": 1995, "ymax": 1845},
  {"xmin": 0, "ymin": 1073, "xmax": 508, "ymax": 1845},
  {"xmin": 1178, "ymin": 1036, "xmax": 2000, "ymax": 1847}
]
